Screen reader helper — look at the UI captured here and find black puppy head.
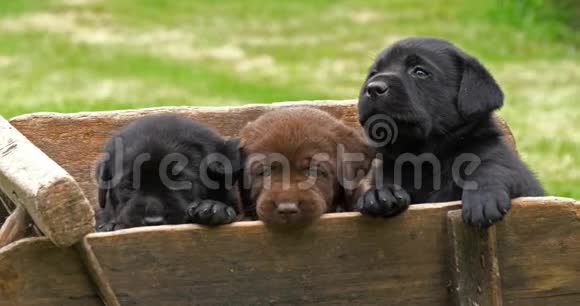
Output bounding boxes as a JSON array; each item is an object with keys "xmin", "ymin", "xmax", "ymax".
[
  {"xmin": 95, "ymin": 116, "xmax": 243, "ymax": 231},
  {"xmin": 96, "ymin": 145, "xmax": 201, "ymax": 230},
  {"xmin": 358, "ymin": 37, "xmax": 503, "ymax": 143}
]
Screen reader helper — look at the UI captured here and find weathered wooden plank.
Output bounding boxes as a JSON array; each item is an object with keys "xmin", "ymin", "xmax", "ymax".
[
  {"xmin": 76, "ymin": 241, "xmax": 121, "ymax": 306},
  {"xmin": 85, "ymin": 202, "xmax": 462, "ymax": 306},
  {"xmin": 496, "ymin": 197, "xmax": 580, "ymax": 306},
  {"xmin": 0, "ymin": 198, "xmax": 575, "ymax": 306},
  {"xmin": 0, "ymin": 237, "xmax": 102, "ymax": 306},
  {"xmin": 0, "ymin": 116, "xmax": 94, "ymax": 247},
  {"xmin": 448, "ymin": 210, "xmax": 503, "ymax": 306},
  {"xmin": 9, "ymin": 100, "xmax": 515, "ymax": 208}
]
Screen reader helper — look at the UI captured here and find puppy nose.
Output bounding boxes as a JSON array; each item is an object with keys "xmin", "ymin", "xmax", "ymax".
[
  {"xmin": 276, "ymin": 202, "xmax": 299, "ymax": 215},
  {"xmin": 365, "ymin": 81, "xmax": 389, "ymax": 97}
]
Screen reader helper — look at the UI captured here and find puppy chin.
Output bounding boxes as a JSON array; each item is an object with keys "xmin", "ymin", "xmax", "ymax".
[
  {"xmin": 359, "ymin": 108, "xmax": 432, "ymax": 142},
  {"xmin": 395, "ymin": 120, "xmax": 432, "ymax": 140},
  {"xmin": 264, "ymin": 213, "xmax": 321, "ymax": 228}
]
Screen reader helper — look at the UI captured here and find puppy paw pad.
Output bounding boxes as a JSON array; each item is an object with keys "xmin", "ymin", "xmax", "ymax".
[{"xmin": 187, "ymin": 200, "xmax": 237, "ymax": 226}]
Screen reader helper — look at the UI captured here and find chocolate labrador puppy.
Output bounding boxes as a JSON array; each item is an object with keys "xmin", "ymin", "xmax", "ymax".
[
  {"xmin": 95, "ymin": 114, "xmax": 242, "ymax": 231},
  {"xmin": 240, "ymin": 107, "xmax": 373, "ymax": 226},
  {"xmin": 357, "ymin": 37, "xmax": 544, "ymax": 227}
]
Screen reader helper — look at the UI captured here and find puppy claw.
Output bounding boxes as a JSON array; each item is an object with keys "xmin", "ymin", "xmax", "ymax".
[
  {"xmin": 97, "ymin": 222, "xmax": 124, "ymax": 232},
  {"xmin": 225, "ymin": 207, "xmax": 236, "ymax": 220},
  {"xmin": 187, "ymin": 202, "xmax": 199, "ymax": 216},
  {"xmin": 97, "ymin": 223, "xmax": 115, "ymax": 232}
]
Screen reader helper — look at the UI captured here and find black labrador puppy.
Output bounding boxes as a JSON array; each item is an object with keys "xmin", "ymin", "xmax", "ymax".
[
  {"xmin": 357, "ymin": 37, "xmax": 544, "ymax": 227},
  {"xmin": 95, "ymin": 114, "xmax": 242, "ymax": 231}
]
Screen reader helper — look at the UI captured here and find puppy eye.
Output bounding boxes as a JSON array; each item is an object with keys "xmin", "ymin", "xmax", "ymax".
[
  {"xmin": 263, "ymin": 168, "xmax": 272, "ymax": 177},
  {"xmin": 411, "ymin": 66, "xmax": 430, "ymax": 78},
  {"xmin": 123, "ymin": 183, "xmax": 137, "ymax": 192},
  {"xmin": 256, "ymin": 166, "xmax": 272, "ymax": 177},
  {"xmin": 307, "ymin": 165, "xmax": 327, "ymax": 178},
  {"xmin": 367, "ymin": 69, "xmax": 378, "ymax": 79}
]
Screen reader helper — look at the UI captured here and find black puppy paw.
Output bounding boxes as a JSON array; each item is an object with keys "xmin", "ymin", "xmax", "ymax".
[
  {"xmin": 187, "ymin": 200, "xmax": 237, "ymax": 226},
  {"xmin": 462, "ymin": 189, "xmax": 511, "ymax": 227},
  {"xmin": 357, "ymin": 185, "xmax": 410, "ymax": 217}
]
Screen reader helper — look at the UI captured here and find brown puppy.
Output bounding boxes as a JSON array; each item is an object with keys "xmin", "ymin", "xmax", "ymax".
[{"xmin": 240, "ymin": 107, "xmax": 373, "ymax": 226}]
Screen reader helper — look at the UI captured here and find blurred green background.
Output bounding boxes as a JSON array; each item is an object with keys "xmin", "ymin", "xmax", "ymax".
[{"xmin": 0, "ymin": 0, "xmax": 578, "ymax": 197}]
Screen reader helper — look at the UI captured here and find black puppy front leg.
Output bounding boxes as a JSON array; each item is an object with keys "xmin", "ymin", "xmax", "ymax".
[
  {"xmin": 187, "ymin": 200, "xmax": 237, "ymax": 226},
  {"xmin": 460, "ymin": 164, "xmax": 513, "ymax": 227},
  {"xmin": 357, "ymin": 184, "xmax": 411, "ymax": 217}
]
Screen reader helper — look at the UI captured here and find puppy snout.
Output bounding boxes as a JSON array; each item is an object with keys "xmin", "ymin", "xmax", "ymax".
[
  {"xmin": 365, "ymin": 81, "xmax": 389, "ymax": 97},
  {"xmin": 143, "ymin": 197, "xmax": 166, "ymax": 226},
  {"xmin": 276, "ymin": 202, "xmax": 300, "ymax": 215}
]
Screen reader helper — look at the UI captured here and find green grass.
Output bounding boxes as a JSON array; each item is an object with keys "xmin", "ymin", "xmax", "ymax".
[{"xmin": 0, "ymin": 0, "xmax": 578, "ymax": 198}]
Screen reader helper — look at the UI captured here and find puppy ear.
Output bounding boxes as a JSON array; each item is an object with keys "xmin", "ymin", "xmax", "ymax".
[
  {"xmin": 333, "ymin": 125, "xmax": 375, "ymax": 211},
  {"xmin": 209, "ymin": 137, "xmax": 243, "ymax": 179},
  {"xmin": 457, "ymin": 52, "xmax": 503, "ymax": 119},
  {"xmin": 224, "ymin": 137, "xmax": 241, "ymax": 160},
  {"xmin": 95, "ymin": 158, "xmax": 111, "ymax": 209},
  {"xmin": 225, "ymin": 137, "xmax": 243, "ymax": 175},
  {"xmin": 235, "ymin": 137, "xmax": 256, "ymax": 218}
]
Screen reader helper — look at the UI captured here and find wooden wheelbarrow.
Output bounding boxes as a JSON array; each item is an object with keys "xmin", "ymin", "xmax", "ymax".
[{"xmin": 0, "ymin": 100, "xmax": 578, "ymax": 306}]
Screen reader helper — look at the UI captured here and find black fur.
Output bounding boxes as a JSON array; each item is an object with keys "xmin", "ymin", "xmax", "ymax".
[
  {"xmin": 357, "ymin": 37, "xmax": 544, "ymax": 227},
  {"xmin": 95, "ymin": 114, "xmax": 242, "ymax": 231}
]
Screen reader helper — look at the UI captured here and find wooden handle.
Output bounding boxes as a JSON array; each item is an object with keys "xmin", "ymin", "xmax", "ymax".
[{"xmin": 0, "ymin": 115, "xmax": 95, "ymax": 247}]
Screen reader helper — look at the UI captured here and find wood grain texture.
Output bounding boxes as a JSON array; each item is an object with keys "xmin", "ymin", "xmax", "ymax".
[
  {"xmin": 8, "ymin": 100, "xmax": 516, "ymax": 210},
  {"xmin": 76, "ymin": 241, "xmax": 121, "ymax": 306},
  {"xmin": 0, "ymin": 237, "xmax": 103, "ymax": 306},
  {"xmin": 0, "ymin": 116, "xmax": 95, "ymax": 247},
  {"xmin": 85, "ymin": 202, "xmax": 462, "ymax": 306},
  {"xmin": 448, "ymin": 210, "xmax": 503, "ymax": 306},
  {"xmin": 496, "ymin": 197, "xmax": 580, "ymax": 306},
  {"xmin": 0, "ymin": 198, "xmax": 576, "ymax": 306}
]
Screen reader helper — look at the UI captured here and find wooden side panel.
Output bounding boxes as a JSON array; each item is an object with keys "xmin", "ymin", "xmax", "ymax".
[
  {"xmin": 0, "ymin": 198, "xmax": 576, "ymax": 305},
  {"xmin": 448, "ymin": 210, "xmax": 503, "ymax": 306},
  {"xmin": 85, "ymin": 203, "xmax": 461, "ymax": 306},
  {"xmin": 9, "ymin": 100, "xmax": 514, "ymax": 208},
  {"xmin": 497, "ymin": 197, "xmax": 580, "ymax": 305},
  {"xmin": 0, "ymin": 238, "xmax": 102, "ymax": 306}
]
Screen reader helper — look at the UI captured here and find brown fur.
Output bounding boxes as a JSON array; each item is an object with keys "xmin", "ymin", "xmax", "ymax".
[{"xmin": 240, "ymin": 107, "xmax": 374, "ymax": 226}]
